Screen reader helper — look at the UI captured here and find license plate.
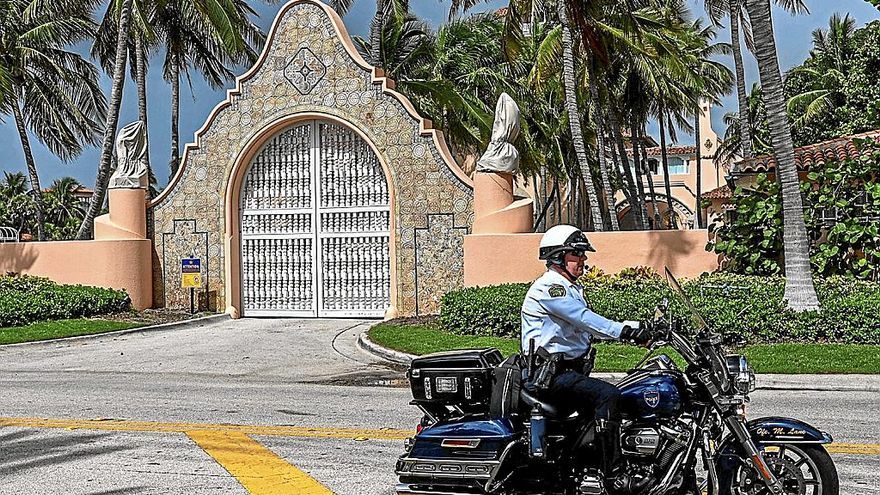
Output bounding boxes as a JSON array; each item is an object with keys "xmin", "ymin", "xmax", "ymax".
[{"xmin": 435, "ymin": 377, "xmax": 458, "ymax": 393}]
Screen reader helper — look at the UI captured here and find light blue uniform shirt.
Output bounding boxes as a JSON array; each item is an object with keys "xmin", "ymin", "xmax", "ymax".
[{"xmin": 521, "ymin": 270, "xmax": 639, "ymax": 358}]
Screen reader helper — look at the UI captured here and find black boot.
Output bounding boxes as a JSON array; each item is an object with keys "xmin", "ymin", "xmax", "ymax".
[{"xmin": 595, "ymin": 419, "xmax": 621, "ymax": 476}]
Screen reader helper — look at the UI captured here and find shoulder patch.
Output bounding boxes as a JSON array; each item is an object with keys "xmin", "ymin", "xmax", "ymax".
[{"xmin": 548, "ymin": 284, "xmax": 566, "ymax": 298}]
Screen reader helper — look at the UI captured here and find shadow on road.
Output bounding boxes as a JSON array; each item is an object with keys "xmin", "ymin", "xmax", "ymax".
[
  {"xmin": 0, "ymin": 428, "xmax": 132, "ymax": 477},
  {"xmin": 86, "ymin": 488, "xmax": 150, "ymax": 495}
]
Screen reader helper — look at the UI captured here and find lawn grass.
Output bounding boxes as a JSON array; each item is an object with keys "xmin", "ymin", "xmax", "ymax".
[
  {"xmin": 368, "ymin": 321, "xmax": 880, "ymax": 374},
  {"xmin": 0, "ymin": 319, "xmax": 144, "ymax": 345}
]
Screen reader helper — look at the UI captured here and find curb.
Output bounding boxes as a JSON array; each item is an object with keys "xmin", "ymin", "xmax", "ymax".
[
  {"xmin": 1, "ymin": 313, "xmax": 231, "ymax": 348},
  {"xmin": 357, "ymin": 332, "xmax": 416, "ymax": 364},
  {"xmin": 355, "ymin": 332, "xmax": 880, "ymax": 392}
]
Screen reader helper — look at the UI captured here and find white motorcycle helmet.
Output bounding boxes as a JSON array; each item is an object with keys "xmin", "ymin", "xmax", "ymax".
[{"xmin": 539, "ymin": 225, "xmax": 595, "ymax": 265}]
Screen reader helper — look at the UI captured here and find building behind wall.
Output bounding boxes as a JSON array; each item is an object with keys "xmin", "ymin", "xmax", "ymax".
[{"xmin": 619, "ymin": 99, "xmax": 728, "ymax": 230}]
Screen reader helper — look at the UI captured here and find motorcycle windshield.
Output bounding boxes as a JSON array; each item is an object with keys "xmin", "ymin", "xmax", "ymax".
[{"xmin": 664, "ymin": 266, "xmax": 708, "ymax": 332}]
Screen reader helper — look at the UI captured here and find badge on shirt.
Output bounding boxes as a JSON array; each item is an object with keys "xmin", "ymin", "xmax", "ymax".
[{"xmin": 548, "ymin": 284, "xmax": 566, "ymax": 298}]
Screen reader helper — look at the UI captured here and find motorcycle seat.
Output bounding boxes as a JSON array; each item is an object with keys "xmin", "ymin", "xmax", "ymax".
[{"xmin": 520, "ymin": 389, "xmax": 566, "ymax": 418}]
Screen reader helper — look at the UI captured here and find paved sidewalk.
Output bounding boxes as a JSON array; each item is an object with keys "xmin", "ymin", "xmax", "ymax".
[{"xmin": 358, "ymin": 332, "xmax": 880, "ymax": 392}]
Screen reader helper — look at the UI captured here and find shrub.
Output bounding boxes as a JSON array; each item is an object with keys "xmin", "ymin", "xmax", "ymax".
[
  {"xmin": 439, "ymin": 268, "xmax": 880, "ymax": 344},
  {"xmin": 0, "ymin": 275, "xmax": 131, "ymax": 327},
  {"xmin": 439, "ymin": 283, "xmax": 529, "ymax": 337}
]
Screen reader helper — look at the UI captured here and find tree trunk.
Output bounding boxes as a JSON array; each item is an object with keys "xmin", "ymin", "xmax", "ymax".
[
  {"xmin": 609, "ymin": 141, "xmax": 635, "ymax": 220},
  {"xmin": 730, "ymin": 0, "xmax": 752, "ymax": 158},
  {"xmin": 609, "ymin": 116, "xmax": 645, "ymax": 229},
  {"xmin": 135, "ymin": 35, "xmax": 153, "ymax": 198},
  {"xmin": 170, "ymin": 51, "xmax": 180, "ymax": 181},
  {"xmin": 745, "ymin": 0, "xmax": 819, "ymax": 311},
  {"xmin": 659, "ymin": 110, "xmax": 675, "ymax": 229},
  {"xmin": 77, "ymin": 0, "xmax": 134, "ymax": 240},
  {"xmin": 11, "ymin": 95, "xmax": 45, "ymax": 241},
  {"xmin": 695, "ymin": 104, "xmax": 703, "ymax": 229},
  {"xmin": 629, "ymin": 117, "xmax": 650, "ymax": 229},
  {"xmin": 559, "ymin": 0, "xmax": 604, "ymax": 231},
  {"xmin": 588, "ymin": 60, "xmax": 618, "ymax": 230},
  {"xmin": 533, "ymin": 179, "xmax": 559, "ymax": 231},
  {"xmin": 641, "ymin": 127, "xmax": 661, "ymax": 228}
]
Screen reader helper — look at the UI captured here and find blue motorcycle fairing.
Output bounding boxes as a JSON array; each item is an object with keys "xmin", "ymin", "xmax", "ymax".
[
  {"xmin": 409, "ymin": 418, "xmax": 519, "ymax": 459},
  {"xmin": 746, "ymin": 416, "xmax": 833, "ymax": 444}
]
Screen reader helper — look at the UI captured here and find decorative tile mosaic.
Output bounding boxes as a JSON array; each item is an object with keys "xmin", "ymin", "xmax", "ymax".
[
  {"xmin": 149, "ymin": 0, "xmax": 473, "ymax": 315},
  {"xmin": 284, "ymin": 47, "xmax": 326, "ymax": 95}
]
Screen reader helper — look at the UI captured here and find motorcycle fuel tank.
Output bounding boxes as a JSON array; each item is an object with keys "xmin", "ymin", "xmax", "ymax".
[{"xmin": 618, "ymin": 372, "xmax": 683, "ymax": 419}]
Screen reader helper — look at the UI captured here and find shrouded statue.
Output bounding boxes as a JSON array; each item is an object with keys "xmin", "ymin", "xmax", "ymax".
[
  {"xmin": 476, "ymin": 92, "xmax": 521, "ymax": 174},
  {"xmin": 109, "ymin": 121, "xmax": 149, "ymax": 189}
]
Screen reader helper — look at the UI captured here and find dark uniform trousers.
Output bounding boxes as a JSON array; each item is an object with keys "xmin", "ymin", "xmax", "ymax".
[{"xmin": 544, "ymin": 370, "xmax": 620, "ymax": 422}]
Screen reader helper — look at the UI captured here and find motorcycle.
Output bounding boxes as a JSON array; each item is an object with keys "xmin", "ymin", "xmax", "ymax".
[{"xmin": 394, "ymin": 268, "xmax": 839, "ymax": 495}]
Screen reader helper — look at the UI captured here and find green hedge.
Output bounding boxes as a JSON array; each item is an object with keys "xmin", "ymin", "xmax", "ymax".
[
  {"xmin": 439, "ymin": 269, "xmax": 880, "ymax": 344},
  {"xmin": 0, "ymin": 275, "xmax": 131, "ymax": 327}
]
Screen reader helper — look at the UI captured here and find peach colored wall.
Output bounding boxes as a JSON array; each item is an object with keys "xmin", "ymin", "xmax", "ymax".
[
  {"xmin": 0, "ymin": 239, "xmax": 154, "ymax": 309},
  {"xmin": 464, "ymin": 229, "xmax": 719, "ymax": 287}
]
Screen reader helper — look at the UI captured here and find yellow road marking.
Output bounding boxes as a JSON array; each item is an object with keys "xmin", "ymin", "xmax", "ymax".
[
  {"xmin": 2, "ymin": 416, "xmax": 878, "ymax": 456},
  {"xmin": 188, "ymin": 430, "xmax": 332, "ymax": 495},
  {"xmin": 0, "ymin": 416, "xmax": 410, "ymax": 441},
  {"xmin": 826, "ymin": 442, "xmax": 880, "ymax": 455}
]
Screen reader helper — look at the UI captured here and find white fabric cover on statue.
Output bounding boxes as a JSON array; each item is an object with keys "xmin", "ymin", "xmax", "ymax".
[
  {"xmin": 109, "ymin": 121, "xmax": 149, "ymax": 189},
  {"xmin": 476, "ymin": 92, "xmax": 521, "ymax": 174}
]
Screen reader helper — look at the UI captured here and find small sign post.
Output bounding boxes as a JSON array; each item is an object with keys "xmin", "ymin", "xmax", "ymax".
[{"xmin": 181, "ymin": 257, "xmax": 202, "ymax": 314}]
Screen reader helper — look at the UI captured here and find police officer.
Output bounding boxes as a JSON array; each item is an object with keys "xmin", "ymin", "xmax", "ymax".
[{"xmin": 521, "ymin": 224, "xmax": 651, "ymax": 473}]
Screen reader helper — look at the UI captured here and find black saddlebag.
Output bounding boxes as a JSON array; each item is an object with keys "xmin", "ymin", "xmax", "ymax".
[
  {"xmin": 408, "ymin": 348, "xmax": 503, "ymax": 415},
  {"xmin": 489, "ymin": 354, "xmax": 524, "ymax": 418}
]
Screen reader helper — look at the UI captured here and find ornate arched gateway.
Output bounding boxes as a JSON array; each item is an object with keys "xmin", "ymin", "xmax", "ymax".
[
  {"xmin": 148, "ymin": 0, "xmax": 474, "ymax": 318},
  {"xmin": 240, "ymin": 120, "xmax": 391, "ymax": 317}
]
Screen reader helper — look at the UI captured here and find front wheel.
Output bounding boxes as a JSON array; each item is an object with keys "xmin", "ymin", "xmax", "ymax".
[{"xmin": 720, "ymin": 444, "xmax": 839, "ymax": 495}]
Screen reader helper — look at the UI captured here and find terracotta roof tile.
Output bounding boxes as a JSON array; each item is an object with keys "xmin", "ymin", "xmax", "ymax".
[
  {"xmin": 736, "ymin": 130, "xmax": 880, "ymax": 173},
  {"xmin": 627, "ymin": 145, "xmax": 696, "ymax": 157},
  {"xmin": 703, "ymin": 184, "xmax": 732, "ymax": 199}
]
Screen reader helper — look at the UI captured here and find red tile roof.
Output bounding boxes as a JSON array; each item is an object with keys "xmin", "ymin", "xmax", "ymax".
[
  {"xmin": 626, "ymin": 145, "xmax": 696, "ymax": 157},
  {"xmin": 736, "ymin": 130, "xmax": 880, "ymax": 173},
  {"xmin": 703, "ymin": 184, "xmax": 732, "ymax": 199}
]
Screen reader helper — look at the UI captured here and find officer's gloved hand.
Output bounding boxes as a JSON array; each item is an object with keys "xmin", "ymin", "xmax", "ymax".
[{"xmin": 620, "ymin": 321, "xmax": 652, "ymax": 346}]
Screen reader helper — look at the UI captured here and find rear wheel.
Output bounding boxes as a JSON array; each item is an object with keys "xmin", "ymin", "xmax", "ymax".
[{"xmin": 723, "ymin": 444, "xmax": 838, "ymax": 495}]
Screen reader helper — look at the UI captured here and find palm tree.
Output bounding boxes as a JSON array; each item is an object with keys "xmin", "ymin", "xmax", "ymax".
[
  {"xmin": 0, "ymin": 0, "xmax": 107, "ymax": 242},
  {"xmin": 682, "ymin": 20, "xmax": 732, "ymax": 229},
  {"xmin": 0, "ymin": 171, "xmax": 34, "ymax": 235},
  {"xmin": 43, "ymin": 177, "xmax": 87, "ymax": 239},
  {"xmin": 715, "ymin": 82, "xmax": 772, "ymax": 163},
  {"xmin": 744, "ymin": 0, "xmax": 819, "ymax": 311},
  {"xmin": 558, "ymin": 0, "xmax": 603, "ymax": 230},
  {"xmin": 786, "ymin": 14, "xmax": 855, "ymax": 129},
  {"xmin": 93, "ymin": 0, "xmax": 159, "ymax": 197},
  {"xmin": 157, "ymin": 0, "xmax": 264, "ymax": 181},
  {"xmin": 703, "ymin": 0, "xmax": 807, "ymax": 160},
  {"xmin": 77, "ymin": 0, "xmax": 135, "ymax": 240},
  {"xmin": 353, "ymin": 0, "xmax": 432, "ymax": 81},
  {"xmin": 586, "ymin": 57, "xmax": 619, "ymax": 230},
  {"xmin": 79, "ymin": 0, "xmax": 264, "ymax": 239}
]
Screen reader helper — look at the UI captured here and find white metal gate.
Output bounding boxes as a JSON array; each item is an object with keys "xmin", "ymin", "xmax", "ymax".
[{"xmin": 240, "ymin": 120, "xmax": 391, "ymax": 317}]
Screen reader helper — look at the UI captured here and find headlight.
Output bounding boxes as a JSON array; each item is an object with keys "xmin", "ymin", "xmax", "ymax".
[{"xmin": 725, "ymin": 354, "xmax": 756, "ymax": 394}]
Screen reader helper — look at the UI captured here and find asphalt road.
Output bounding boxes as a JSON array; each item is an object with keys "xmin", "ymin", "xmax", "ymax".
[{"xmin": 0, "ymin": 318, "xmax": 877, "ymax": 494}]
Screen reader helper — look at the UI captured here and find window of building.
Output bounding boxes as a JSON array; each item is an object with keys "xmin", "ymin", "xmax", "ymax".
[
  {"xmin": 667, "ymin": 157, "xmax": 688, "ymax": 175},
  {"xmin": 647, "ymin": 158, "xmax": 659, "ymax": 175}
]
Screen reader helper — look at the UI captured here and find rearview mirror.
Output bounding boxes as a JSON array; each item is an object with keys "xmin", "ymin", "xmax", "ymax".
[{"xmin": 655, "ymin": 298, "xmax": 669, "ymax": 319}]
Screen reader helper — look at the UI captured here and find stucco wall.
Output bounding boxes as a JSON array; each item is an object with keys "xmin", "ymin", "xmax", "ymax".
[
  {"xmin": 464, "ymin": 230, "xmax": 719, "ymax": 287},
  {"xmin": 0, "ymin": 240, "xmax": 154, "ymax": 309},
  {"xmin": 148, "ymin": 0, "xmax": 473, "ymax": 316}
]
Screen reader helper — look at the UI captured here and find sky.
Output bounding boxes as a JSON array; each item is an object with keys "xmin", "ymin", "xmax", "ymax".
[{"xmin": 1, "ymin": 0, "xmax": 879, "ymax": 191}]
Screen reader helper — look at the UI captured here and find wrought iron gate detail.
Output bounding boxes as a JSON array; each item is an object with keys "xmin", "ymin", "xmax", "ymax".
[{"xmin": 240, "ymin": 120, "xmax": 390, "ymax": 317}]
